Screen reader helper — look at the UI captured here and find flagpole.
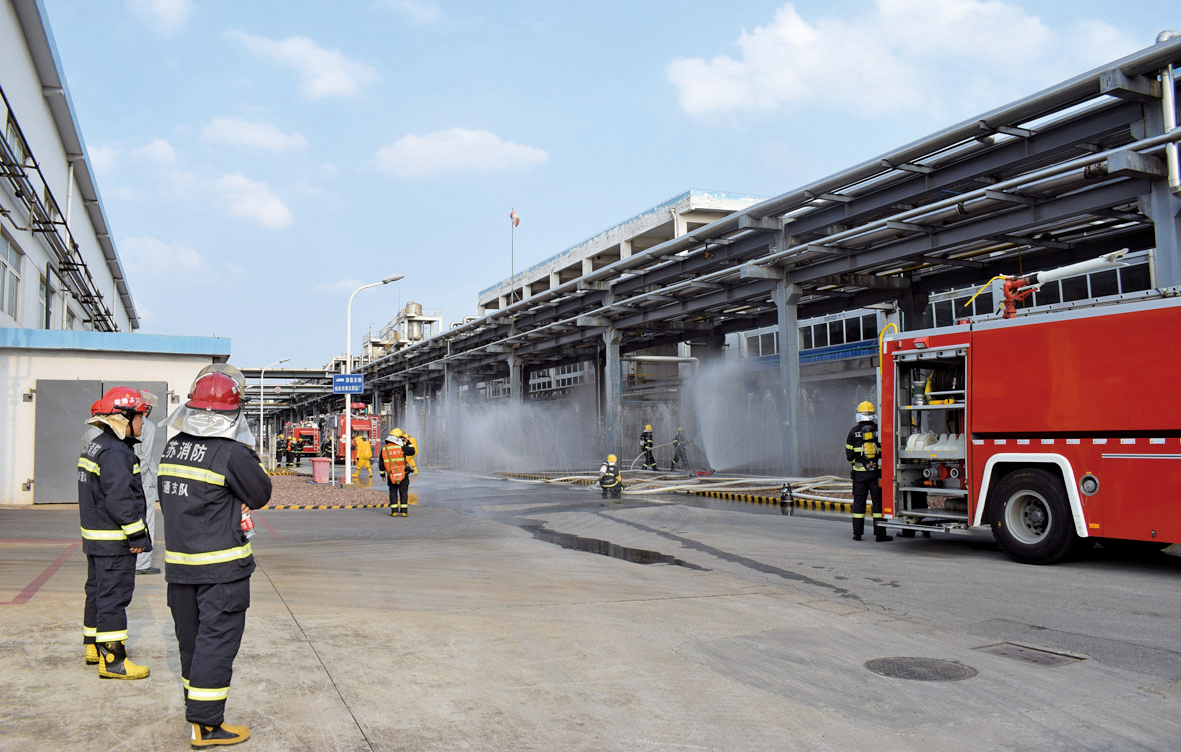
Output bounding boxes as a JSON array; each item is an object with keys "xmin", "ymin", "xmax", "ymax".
[{"xmin": 510, "ymin": 207, "xmax": 515, "ymax": 304}]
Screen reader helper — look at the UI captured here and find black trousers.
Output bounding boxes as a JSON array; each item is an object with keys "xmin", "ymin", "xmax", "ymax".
[
  {"xmin": 388, "ymin": 477, "xmax": 410, "ymax": 513},
  {"xmin": 168, "ymin": 578, "xmax": 251, "ymax": 726},
  {"xmin": 851, "ymin": 471, "xmax": 884, "ymax": 536},
  {"xmin": 83, "ymin": 553, "xmax": 136, "ymax": 644},
  {"xmin": 642, "ymin": 449, "xmax": 656, "ymax": 469}
]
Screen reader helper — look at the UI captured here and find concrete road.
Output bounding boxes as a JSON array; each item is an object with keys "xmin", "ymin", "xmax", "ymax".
[{"xmin": 2, "ymin": 468, "xmax": 1179, "ymax": 751}]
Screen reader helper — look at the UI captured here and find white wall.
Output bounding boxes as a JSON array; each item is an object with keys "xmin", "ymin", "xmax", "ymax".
[
  {"xmin": 1, "ymin": 0, "xmax": 134, "ymax": 333},
  {"xmin": 0, "ymin": 348, "xmax": 219, "ymax": 506}
]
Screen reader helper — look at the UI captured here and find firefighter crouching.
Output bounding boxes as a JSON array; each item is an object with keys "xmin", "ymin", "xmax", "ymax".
[
  {"xmin": 79, "ymin": 386, "xmax": 154, "ymax": 679},
  {"xmin": 846, "ymin": 401, "xmax": 893, "ymax": 542},
  {"xmin": 159, "ymin": 371, "xmax": 272, "ymax": 747},
  {"xmin": 599, "ymin": 454, "xmax": 623, "ymax": 498},
  {"xmin": 380, "ymin": 429, "xmax": 417, "ymax": 516}
]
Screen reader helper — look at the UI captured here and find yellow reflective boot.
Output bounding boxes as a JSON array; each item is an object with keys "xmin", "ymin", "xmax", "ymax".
[
  {"xmin": 191, "ymin": 722, "xmax": 250, "ymax": 748},
  {"xmin": 84, "ymin": 643, "xmax": 99, "ymax": 665},
  {"xmin": 98, "ymin": 641, "xmax": 150, "ymax": 680}
]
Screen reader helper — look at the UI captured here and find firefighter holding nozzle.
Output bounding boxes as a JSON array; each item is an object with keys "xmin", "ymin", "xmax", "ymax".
[
  {"xmin": 599, "ymin": 454, "xmax": 623, "ymax": 498},
  {"xmin": 846, "ymin": 401, "xmax": 893, "ymax": 542}
]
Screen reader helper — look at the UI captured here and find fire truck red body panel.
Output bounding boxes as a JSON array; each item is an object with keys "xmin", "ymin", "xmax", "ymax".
[
  {"xmin": 292, "ymin": 426, "xmax": 319, "ymax": 454},
  {"xmin": 882, "ymin": 296, "xmax": 1181, "ymax": 561},
  {"xmin": 339, "ymin": 413, "xmax": 381, "ymax": 461}
]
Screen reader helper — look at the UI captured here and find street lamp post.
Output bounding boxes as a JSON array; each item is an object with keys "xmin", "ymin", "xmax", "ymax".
[
  {"xmin": 259, "ymin": 357, "xmax": 290, "ymax": 467},
  {"xmin": 345, "ymin": 274, "xmax": 403, "ymax": 484}
]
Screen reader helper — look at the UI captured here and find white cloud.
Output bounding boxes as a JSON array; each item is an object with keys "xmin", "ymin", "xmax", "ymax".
[
  {"xmin": 215, "ymin": 173, "xmax": 293, "ymax": 229},
  {"xmin": 378, "ymin": 0, "xmax": 441, "ymax": 24},
  {"xmin": 88, "ymin": 144, "xmax": 119, "ymax": 174},
  {"xmin": 375, "ymin": 129, "xmax": 549, "ymax": 178},
  {"xmin": 202, "ymin": 117, "xmax": 309, "ymax": 151},
  {"xmin": 127, "ymin": 0, "xmax": 193, "ymax": 36},
  {"xmin": 225, "ymin": 30, "xmax": 379, "ymax": 99},
  {"xmin": 134, "ymin": 138, "xmax": 176, "ymax": 163},
  {"xmin": 120, "ymin": 235, "xmax": 204, "ymax": 272},
  {"xmin": 667, "ymin": 0, "xmax": 1139, "ymax": 121}
]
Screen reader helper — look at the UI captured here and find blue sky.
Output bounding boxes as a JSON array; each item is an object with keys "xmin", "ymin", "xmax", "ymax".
[{"xmin": 42, "ymin": 0, "xmax": 1176, "ymax": 369}]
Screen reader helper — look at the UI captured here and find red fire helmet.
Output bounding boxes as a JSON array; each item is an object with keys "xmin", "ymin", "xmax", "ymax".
[
  {"xmin": 95, "ymin": 386, "xmax": 152, "ymax": 416},
  {"xmin": 187, "ymin": 372, "xmax": 242, "ymax": 411}
]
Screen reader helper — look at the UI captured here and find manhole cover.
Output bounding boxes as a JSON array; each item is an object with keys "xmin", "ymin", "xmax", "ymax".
[{"xmin": 864, "ymin": 657, "xmax": 978, "ymax": 681}]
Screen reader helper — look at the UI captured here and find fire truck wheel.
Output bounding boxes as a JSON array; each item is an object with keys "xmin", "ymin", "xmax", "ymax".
[{"xmin": 988, "ymin": 468, "xmax": 1084, "ymax": 565}]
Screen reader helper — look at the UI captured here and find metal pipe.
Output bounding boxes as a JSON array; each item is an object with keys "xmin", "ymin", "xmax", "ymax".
[{"xmin": 1159, "ymin": 32, "xmax": 1181, "ymax": 195}]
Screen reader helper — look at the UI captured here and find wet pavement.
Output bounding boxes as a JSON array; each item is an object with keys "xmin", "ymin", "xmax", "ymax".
[{"xmin": 2, "ymin": 468, "xmax": 1180, "ymax": 751}]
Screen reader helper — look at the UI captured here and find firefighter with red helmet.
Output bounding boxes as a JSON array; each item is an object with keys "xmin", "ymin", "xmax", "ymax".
[
  {"xmin": 78, "ymin": 386, "xmax": 153, "ymax": 679},
  {"xmin": 380, "ymin": 428, "xmax": 416, "ymax": 516},
  {"xmin": 159, "ymin": 370, "xmax": 272, "ymax": 747},
  {"xmin": 846, "ymin": 401, "xmax": 893, "ymax": 542}
]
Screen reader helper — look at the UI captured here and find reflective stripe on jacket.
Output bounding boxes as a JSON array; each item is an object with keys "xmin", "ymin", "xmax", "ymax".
[
  {"xmin": 159, "ymin": 433, "xmax": 272, "ymax": 584},
  {"xmin": 77, "ymin": 427, "xmax": 149, "ymax": 555}
]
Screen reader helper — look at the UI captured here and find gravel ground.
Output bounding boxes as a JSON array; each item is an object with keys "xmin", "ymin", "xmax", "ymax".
[{"xmin": 266, "ymin": 473, "xmax": 386, "ymax": 507}]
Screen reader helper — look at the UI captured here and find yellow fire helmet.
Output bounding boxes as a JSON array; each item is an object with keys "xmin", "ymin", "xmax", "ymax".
[
  {"xmin": 856, "ymin": 401, "xmax": 875, "ymax": 414},
  {"xmin": 607, "ymin": 454, "xmax": 617, "ymax": 463},
  {"xmin": 644, "ymin": 424, "xmax": 652, "ymax": 431}
]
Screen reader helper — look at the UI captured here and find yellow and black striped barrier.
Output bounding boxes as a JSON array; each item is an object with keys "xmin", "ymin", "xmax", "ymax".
[{"xmin": 686, "ymin": 490, "xmax": 851, "ymax": 513}]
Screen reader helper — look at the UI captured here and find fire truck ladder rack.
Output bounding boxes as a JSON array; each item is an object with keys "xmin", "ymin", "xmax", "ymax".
[{"xmin": 0, "ymin": 85, "xmax": 117, "ymax": 331}]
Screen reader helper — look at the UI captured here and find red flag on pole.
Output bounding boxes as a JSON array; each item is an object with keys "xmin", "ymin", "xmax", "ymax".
[{"xmin": 509, "ymin": 210, "xmax": 520, "ymax": 227}]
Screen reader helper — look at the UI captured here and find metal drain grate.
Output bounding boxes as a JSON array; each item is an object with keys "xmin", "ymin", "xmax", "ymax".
[
  {"xmin": 973, "ymin": 642, "xmax": 1085, "ymax": 667},
  {"xmin": 864, "ymin": 657, "xmax": 978, "ymax": 681}
]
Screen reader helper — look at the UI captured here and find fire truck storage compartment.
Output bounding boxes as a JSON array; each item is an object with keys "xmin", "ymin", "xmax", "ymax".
[{"xmin": 890, "ymin": 345, "xmax": 970, "ymax": 530}]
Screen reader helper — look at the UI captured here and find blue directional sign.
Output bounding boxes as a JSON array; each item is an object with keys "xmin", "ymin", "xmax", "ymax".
[{"xmin": 333, "ymin": 373, "xmax": 364, "ymax": 394}]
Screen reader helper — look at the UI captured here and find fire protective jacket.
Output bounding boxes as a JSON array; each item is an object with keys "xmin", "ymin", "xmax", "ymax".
[
  {"xmin": 845, "ymin": 420, "xmax": 881, "ymax": 474},
  {"xmin": 379, "ymin": 441, "xmax": 415, "ymax": 484},
  {"xmin": 78, "ymin": 427, "xmax": 150, "ymax": 555},
  {"xmin": 159, "ymin": 434, "xmax": 272, "ymax": 584}
]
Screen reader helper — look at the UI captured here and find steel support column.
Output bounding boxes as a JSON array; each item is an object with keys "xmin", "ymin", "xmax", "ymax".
[
  {"xmin": 602, "ymin": 328, "xmax": 622, "ymax": 456},
  {"xmin": 774, "ymin": 280, "xmax": 803, "ymax": 476}
]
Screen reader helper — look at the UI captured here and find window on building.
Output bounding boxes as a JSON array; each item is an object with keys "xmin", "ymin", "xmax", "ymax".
[
  {"xmin": 800, "ymin": 325, "xmax": 813, "ymax": 349},
  {"xmin": 760, "ymin": 332, "xmax": 776, "ymax": 356},
  {"xmin": 844, "ymin": 317, "xmax": 861, "ymax": 343},
  {"xmin": 861, "ymin": 314, "xmax": 876, "ymax": 340},
  {"xmin": 828, "ymin": 320, "xmax": 844, "ymax": 346},
  {"xmin": 1061, "ymin": 275, "xmax": 1088, "ymax": 302},
  {"xmin": 39, "ymin": 273, "xmax": 48, "ymax": 328},
  {"xmin": 745, "ymin": 334, "xmax": 760, "ymax": 356},
  {"xmin": 1034, "ymin": 280, "xmax": 1061, "ymax": 306},
  {"xmin": 1089, "ymin": 269, "xmax": 1119, "ymax": 298},
  {"xmin": 933, "ymin": 300, "xmax": 954, "ymax": 328},
  {"xmin": 813, "ymin": 324, "xmax": 828, "ymax": 348},
  {"xmin": 66, "ymin": 309, "xmax": 76, "ymax": 330},
  {"xmin": 1, "ymin": 235, "xmax": 21, "ymax": 321},
  {"xmin": 1120, "ymin": 262, "xmax": 1151, "ymax": 293}
]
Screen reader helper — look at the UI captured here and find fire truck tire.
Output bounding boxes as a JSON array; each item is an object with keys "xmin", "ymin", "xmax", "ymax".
[{"xmin": 988, "ymin": 468, "xmax": 1085, "ymax": 565}]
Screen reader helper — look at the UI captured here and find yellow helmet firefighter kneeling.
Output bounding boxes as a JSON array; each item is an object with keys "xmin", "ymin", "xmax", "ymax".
[
  {"xmin": 599, "ymin": 453, "xmax": 623, "ymax": 499},
  {"xmin": 846, "ymin": 401, "xmax": 892, "ymax": 542}
]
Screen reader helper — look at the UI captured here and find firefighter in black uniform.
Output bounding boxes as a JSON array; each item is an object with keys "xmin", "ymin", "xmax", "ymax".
[
  {"xmin": 846, "ymin": 401, "xmax": 893, "ymax": 542},
  {"xmin": 640, "ymin": 424, "xmax": 656, "ymax": 470},
  {"xmin": 380, "ymin": 429, "xmax": 417, "ymax": 516},
  {"xmin": 159, "ymin": 371, "xmax": 272, "ymax": 748},
  {"xmin": 670, "ymin": 428, "xmax": 687, "ymax": 472},
  {"xmin": 598, "ymin": 454, "xmax": 623, "ymax": 498},
  {"xmin": 79, "ymin": 386, "xmax": 153, "ymax": 679},
  {"xmin": 292, "ymin": 436, "xmax": 304, "ymax": 467}
]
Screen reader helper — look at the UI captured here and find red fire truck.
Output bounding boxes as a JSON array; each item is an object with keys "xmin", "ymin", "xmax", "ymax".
[
  {"xmin": 282, "ymin": 422, "xmax": 320, "ymax": 455},
  {"xmin": 338, "ymin": 407, "xmax": 381, "ymax": 462},
  {"xmin": 881, "ymin": 287, "xmax": 1181, "ymax": 564}
]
